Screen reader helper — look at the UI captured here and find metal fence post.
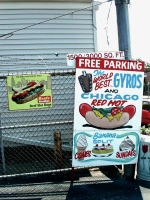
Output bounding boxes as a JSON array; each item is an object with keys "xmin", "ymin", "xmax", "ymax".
[
  {"xmin": 54, "ymin": 132, "xmax": 62, "ymax": 169},
  {"xmin": 115, "ymin": 0, "xmax": 135, "ymax": 180},
  {"xmin": 0, "ymin": 113, "xmax": 6, "ymax": 174}
]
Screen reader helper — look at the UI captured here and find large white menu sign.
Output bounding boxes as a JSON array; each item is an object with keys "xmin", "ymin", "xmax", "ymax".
[{"xmin": 72, "ymin": 57, "xmax": 145, "ymax": 167}]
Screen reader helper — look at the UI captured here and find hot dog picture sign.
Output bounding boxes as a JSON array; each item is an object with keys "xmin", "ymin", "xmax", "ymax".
[
  {"xmin": 72, "ymin": 57, "xmax": 145, "ymax": 167},
  {"xmin": 7, "ymin": 74, "xmax": 52, "ymax": 110}
]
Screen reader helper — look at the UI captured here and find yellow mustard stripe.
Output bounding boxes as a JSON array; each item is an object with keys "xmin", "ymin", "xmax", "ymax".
[
  {"xmin": 107, "ymin": 111, "xmax": 123, "ymax": 122},
  {"xmin": 93, "ymin": 110, "xmax": 103, "ymax": 119}
]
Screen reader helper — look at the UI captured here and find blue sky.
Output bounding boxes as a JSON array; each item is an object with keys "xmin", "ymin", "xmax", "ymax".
[{"xmin": 96, "ymin": 0, "xmax": 150, "ymax": 63}]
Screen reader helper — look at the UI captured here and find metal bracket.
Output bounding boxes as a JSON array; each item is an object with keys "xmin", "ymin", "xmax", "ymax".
[{"xmin": 115, "ymin": 0, "xmax": 130, "ymax": 4}]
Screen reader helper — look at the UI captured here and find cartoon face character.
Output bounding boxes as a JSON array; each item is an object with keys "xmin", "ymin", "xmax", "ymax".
[{"xmin": 79, "ymin": 103, "xmax": 136, "ymax": 129}]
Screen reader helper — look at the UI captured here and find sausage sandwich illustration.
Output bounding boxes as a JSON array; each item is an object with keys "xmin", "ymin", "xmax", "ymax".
[
  {"xmin": 79, "ymin": 103, "xmax": 136, "ymax": 129},
  {"xmin": 11, "ymin": 81, "xmax": 45, "ymax": 104}
]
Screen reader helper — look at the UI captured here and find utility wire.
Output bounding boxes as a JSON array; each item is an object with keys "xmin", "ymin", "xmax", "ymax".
[
  {"xmin": 0, "ymin": 0, "xmax": 111, "ymax": 39},
  {"xmin": 107, "ymin": 0, "xmax": 113, "ymax": 24},
  {"xmin": 104, "ymin": 0, "xmax": 113, "ymax": 45},
  {"xmin": 0, "ymin": 55, "xmax": 63, "ymax": 61}
]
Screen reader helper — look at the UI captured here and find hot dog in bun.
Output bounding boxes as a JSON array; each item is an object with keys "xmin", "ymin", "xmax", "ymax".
[
  {"xmin": 79, "ymin": 103, "xmax": 136, "ymax": 129},
  {"xmin": 11, "ymin": 81, "xmax": 45, "ymax": 104}
]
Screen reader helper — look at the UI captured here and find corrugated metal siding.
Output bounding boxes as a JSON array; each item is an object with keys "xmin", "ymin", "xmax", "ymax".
[
  {"xmin": 0, "ymin": 3, "xmax": 97, "ymax": 149},
  {"xmin": 0, "ymin": 7, "xmax": 96, "ymax": 72},
  {"xmin": 0, "ymin": 0, "xmax": 93, "ymax": 2}
]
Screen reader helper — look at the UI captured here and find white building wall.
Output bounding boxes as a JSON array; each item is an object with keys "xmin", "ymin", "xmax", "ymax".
[
  {"xmin": 0, "ymin": 2, "xmax": 98, "ymax": 72},
  {"xmin": 0, "ymin": 1, "xmax": 99, "ymax": 149}
]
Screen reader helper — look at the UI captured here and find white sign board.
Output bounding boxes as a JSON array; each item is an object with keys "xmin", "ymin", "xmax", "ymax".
[
  {"xmin": 67, "ymin": 51, "xmax": 125, "ymax": 67},
  {"xmin": 72, "ymin": 57, "xmax": 144, "ymax": 167}
]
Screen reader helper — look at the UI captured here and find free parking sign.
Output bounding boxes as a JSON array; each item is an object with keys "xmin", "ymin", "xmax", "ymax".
[{"xmin": 72, "ymin": 57, "xmax": 144, "ymax": 167}]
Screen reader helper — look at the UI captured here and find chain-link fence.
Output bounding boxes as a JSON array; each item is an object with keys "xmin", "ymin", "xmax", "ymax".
[
  {"xmin": 0, "ymin": 69, "xmax": 75, "ymax": 178},
  {"xmin": 143, "ymin": 82, "xmax": 150, "ymax": 96}
]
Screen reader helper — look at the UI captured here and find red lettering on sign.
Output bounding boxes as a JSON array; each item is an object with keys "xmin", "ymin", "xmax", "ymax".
[
  {"xmin": 116, "ymin": 150, "xmax": 136, "ymax": 159},
  {"xmin": 74, "ymin": 150, "xmax": 91, "ymax": 160},
  {"xmin": 76, "ymin": 57, "xmax": 145, "ymax": 72},
  {"xmin": 91, "ymin": 99, "xmax": 107, "ymax": 106},
  {"xmin": 93, "ymin": 72, "xmax": 113, "ymax": 90}
]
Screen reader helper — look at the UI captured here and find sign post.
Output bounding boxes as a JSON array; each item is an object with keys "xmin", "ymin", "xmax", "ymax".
[{"xmin": 72, "ymin": 57, "xmax": 144, "ymax": 168}]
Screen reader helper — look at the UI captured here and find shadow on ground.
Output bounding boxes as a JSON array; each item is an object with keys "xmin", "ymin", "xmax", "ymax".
[{"xmin": 0, "ymin": 166, "xmax": 150, "ymax": 200}]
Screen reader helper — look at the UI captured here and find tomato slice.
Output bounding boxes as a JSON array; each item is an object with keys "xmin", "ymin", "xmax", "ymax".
[{"xmin": 111, "ymin": 107, "xmax": 121, "ymax": 116}]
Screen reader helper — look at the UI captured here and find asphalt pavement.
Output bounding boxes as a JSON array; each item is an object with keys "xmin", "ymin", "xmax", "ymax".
[{"xmin": 0, "ymin": 166, "xmax": 150, "ymax": 200}]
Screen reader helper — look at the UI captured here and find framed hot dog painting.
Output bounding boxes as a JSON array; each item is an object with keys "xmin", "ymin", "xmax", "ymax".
[
  {"xmin": 7, "ymin": 74, "xmax": 52, "ymax": 110},
  {"xmin": 72, "ymin": 57, "xmax": 145, "ymax": 167}
]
